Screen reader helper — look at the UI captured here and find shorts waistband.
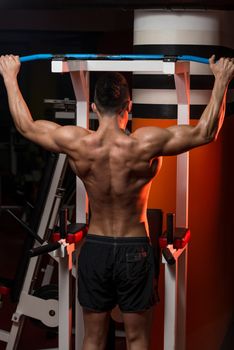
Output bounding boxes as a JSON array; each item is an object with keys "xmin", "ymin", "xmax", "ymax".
[{"xmin": 86, "ymin": 233, "xmax": 150, "ymax": 245}]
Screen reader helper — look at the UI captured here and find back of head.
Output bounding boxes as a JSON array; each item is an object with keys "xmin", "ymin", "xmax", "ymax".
[{"xmin": 94, "ymin": 72, "xmax": 130, "ymax": 116}]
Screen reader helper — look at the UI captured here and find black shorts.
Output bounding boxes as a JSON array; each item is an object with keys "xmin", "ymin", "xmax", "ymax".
[{"xmin": 78, "ymin": 234, "xmax": 158, "ymax": 313}]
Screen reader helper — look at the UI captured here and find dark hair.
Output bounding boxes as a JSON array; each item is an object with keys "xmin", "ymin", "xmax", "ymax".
[{"xmin": 94, "ymin": 72, "xmax": 130, "ymax": 115}]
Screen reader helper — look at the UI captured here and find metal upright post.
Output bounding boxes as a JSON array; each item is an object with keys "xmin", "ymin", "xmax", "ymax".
[
  {"xmin": 163, "ymin": 61, "xmax": 190, "ymax": 350},
  {"xmin": 53, "ymin": 242, "xmax": 75, "ymax": 350},
  {"xmin": 69, "ymin": 62, "xmax": 89, "ymax": 350},
  {"xmin": 174, "ymin": 62, "xmax": 190, "ymax": 229},
  {"xmin": 174, "ymin": 62, "xmax": 190, "ymax": 350}
]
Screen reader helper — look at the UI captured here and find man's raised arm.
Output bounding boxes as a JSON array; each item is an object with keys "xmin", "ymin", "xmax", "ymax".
[
  {"xmin": 133, "ymin": 55, "xmax": 234, "ymax": 158},
  {"xmin": 0, "ymin": 55, "xmax": 88, "ymax": 154}
]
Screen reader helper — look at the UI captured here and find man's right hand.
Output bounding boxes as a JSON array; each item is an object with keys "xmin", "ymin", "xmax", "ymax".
[{"xmin": 209, "ymin": 55, "xmax": 234, "ymax": 85}]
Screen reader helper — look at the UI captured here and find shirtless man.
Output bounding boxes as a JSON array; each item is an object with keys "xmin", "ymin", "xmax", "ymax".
[{"xmin": 0, "ymin": 55, "xmax": 233, "ymax": 350}]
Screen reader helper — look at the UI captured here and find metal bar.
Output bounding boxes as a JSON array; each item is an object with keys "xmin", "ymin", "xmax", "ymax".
[
  {"xmin": 70, "ymin": 67, "xmax": 89, "ymax": 350},
  {"xmin": 0, "ymin": 329, "xmax": 9, "ymax": 343},
  {"xmin": 174, "ymin": 61, "xmax": 190, "ymax": 350},
  {"xmin": 175, "ymin": 64, "xmax": 190, "ymax": 229},
  {"xmin": 52, "ymin": 60, "xmax": 165, "ymax": 73},
  {"xmin": 58, "ymin": 246, "xmax": 73, "ymax": 350},
  {"xmin": 164, "ymin": 255, "xmax": 178, "ymax": 350},
  {"xmin": 162, "ymin": 61, "xmax": 190, "ymax": 350},
  {"xmin": 177, "ymin": 247, "xmax": 188, "ymax": 349}
]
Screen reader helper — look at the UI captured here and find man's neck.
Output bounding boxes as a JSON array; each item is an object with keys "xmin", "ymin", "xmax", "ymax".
[{"xmin": 98, "ymin": 114, "xmax": 126, "ymax": 131}]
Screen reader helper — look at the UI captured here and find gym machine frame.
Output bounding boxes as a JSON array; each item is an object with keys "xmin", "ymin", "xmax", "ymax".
[
  {"xmin": 0, "ymin": 153, "xmax": 77, "ymax": 350},
  {"xmin": 52, "ymin": 58, "xmax": 190, "ymax": 350}
]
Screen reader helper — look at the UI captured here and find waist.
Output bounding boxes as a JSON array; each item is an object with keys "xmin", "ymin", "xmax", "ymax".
[
  {"xmin": 88, "ymin": 220, "xmax": 149, "ymax": 238},
  {"xmin": 86, "ymin": 233, "xmax": 150, "ymax": 245}
]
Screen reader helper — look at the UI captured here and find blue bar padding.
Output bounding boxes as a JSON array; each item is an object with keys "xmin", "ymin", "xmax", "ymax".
[
  {"xmin": 19, "ymin": 53, "xmax": 210, "ymax": 64},
  {"xmin": 20, "ymin": 54, "xmax": 53, "ymax": 62},
  {"xmin": 178, "ymin": 55, "xmax": 209, "ymax": 64}
]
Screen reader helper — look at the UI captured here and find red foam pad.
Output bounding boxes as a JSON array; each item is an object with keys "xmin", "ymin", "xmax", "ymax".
[
  {"xmin": 0, "ymin": 285, "xmax": 10, "ymax": 296},
  {"xmin": 67, "ymin": 231, "xmax": 84, "ymax": 244},
  {"xmin": 159, "ymin": 236, "xmax": 168, "ymax": 249},
  {"xmin": 173, "ymin": 229, "xmax": 191, "ymax": 249},
  {"xmin": 52, "ymin": 232, "xmax": 61, "ymax": 242}
]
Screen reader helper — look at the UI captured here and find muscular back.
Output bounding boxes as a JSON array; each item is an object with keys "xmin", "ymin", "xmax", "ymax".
[{"xmin": 68, "ymin": 127, "xmax": 161, "ymax": 237}]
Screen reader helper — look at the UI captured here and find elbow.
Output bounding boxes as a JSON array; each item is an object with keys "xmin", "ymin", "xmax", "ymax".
[
  {"xmin": 206, "ymin": 133, "xmax": 216, "ymax": 144},
  {"xmin": 15, "ymin": 122, "xmax": 34, "ymax": 139},
  {"xmin": 195, "ymin": 123, "xmax": 219, "ymax": 146},
  {"xmin": 200, "ymin": 132, "xmax": 217, "ymax": 146},
  {"xmin": 205, "ymin": 127, "xmax": 221, "ymax": 144},
  {"xmin": 15, "ymin": 124, "xmax": 28, "ymax": 137}
]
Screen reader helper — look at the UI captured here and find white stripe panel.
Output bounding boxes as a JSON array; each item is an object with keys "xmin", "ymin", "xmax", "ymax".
[
  {"xmin": 133, "ymin": 89, "xmax": 234, "ymax": 105},
  {"xmin": 133, "ymin": 62, "xmax": 213, "ymax": 75},
  {"xmin": 133, "ymin": 10, "xmax": 234, "ymax": 76},
  {"xmin": 190, "ymin": 62, "xmax": 213, "ymax": 75},
  {"xmin": 134, "ymin": 30, "xmax": 221, "ymax": 46},
  {"xmin": 134, "ymin": 10, "xmax": 223, "ymax": 32}
]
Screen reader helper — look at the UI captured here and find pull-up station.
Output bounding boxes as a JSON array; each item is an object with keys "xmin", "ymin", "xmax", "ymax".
[
  {"xmin": 49, "ymin": 54, "xmax": 192, "ymax": 350},
  {"xmin": 0, "ymin": 52, "xmax": 204, "ymax": 350}
]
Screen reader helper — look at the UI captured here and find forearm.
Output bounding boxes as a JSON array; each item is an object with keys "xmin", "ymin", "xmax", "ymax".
[
  {"xmin": 196, "ymin": 76, "xmax": 228, "ymax": 142},
  {"xmin": 4, "ymin": 76, "xmax": 35, "ymax": 137}
]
